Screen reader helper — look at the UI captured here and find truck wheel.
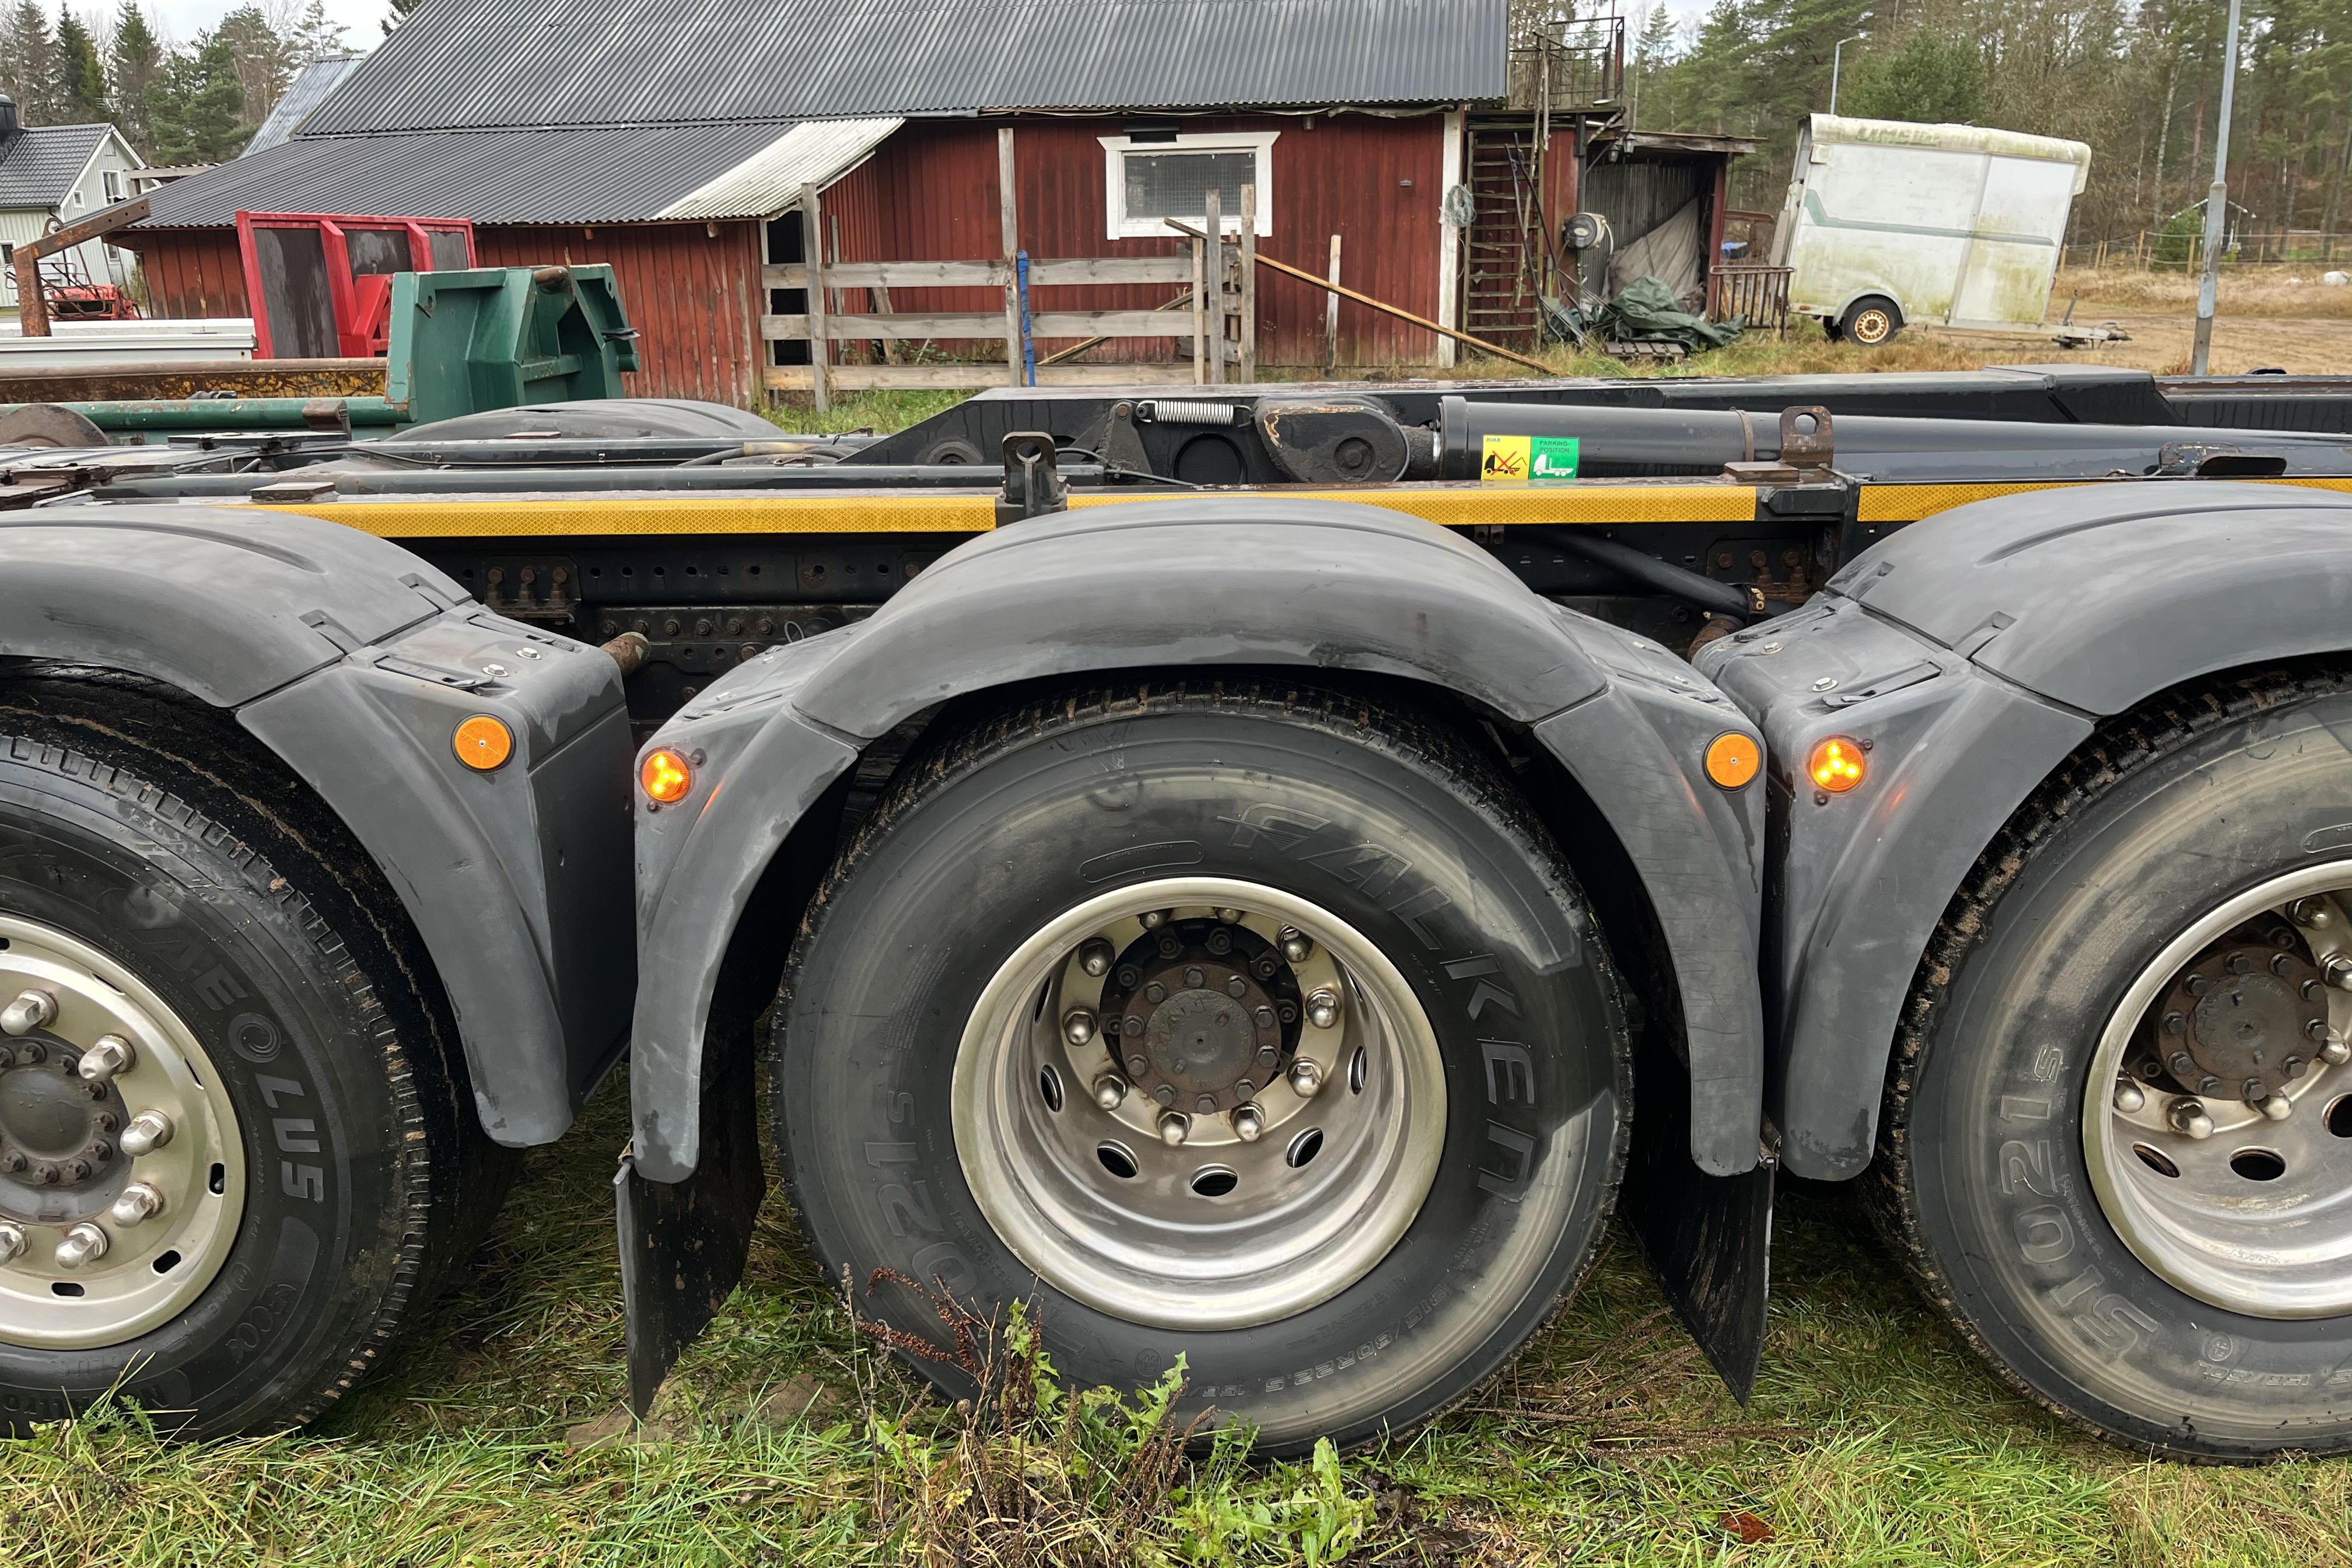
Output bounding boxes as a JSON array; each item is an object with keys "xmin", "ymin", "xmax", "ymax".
[
  {"xmin": 0, "ymin": 673, "xmax": 505, "ymax": 1436},
  {"xmin": 776, "ymin": 682, "xmax": 1629, "ymax": 1454},
  {"xmin": 1839, "ymin": 296, "xmax": 1901, "ymax": 346},
  {"xmin": 1879, "ymin": 670, "xmax": 2352, "ymax": 1459}
]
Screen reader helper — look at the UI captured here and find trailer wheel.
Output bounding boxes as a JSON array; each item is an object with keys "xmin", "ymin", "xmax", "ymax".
[
  {"xmin": 775, "ymin": 682, "xmax": 1629, "ymax": 1454},
  {"xmin": 0, "ymin": 673, "xmax": 507, "ymax": 1436},
  {"xmin": 1839, "ymin": 296, "xmax": 1902, "ymax": 346},
  {"xmin": 1878, "ymin": 670, "xmax": 2352, "ymax": 1460}
]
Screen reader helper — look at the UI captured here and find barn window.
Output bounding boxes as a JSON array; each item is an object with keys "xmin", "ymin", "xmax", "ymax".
[{"xmin": 1098, "ymin": 132, "xmax": 1278, "ymax": 240}]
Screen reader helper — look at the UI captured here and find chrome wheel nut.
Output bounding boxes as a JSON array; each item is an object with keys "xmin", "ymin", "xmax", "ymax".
[
  {"xmin": 110, "ymin": 1183, "xmax": 166, "ymax": 1227},
  {"xmin": 2253, "ymin": 1092, "xmax": 2294, "ymax": 1122},
  {"xmin": 1231, "ymin": 1103, "xmax": 1266, "ymax": 1142},
  {"xmin": 1305, "ymin": 989, "xmax": 1340, "ymax": 1030},
  {"xmin": 77, "ymin": 1034, "xmax": 135, "ymax": 1084},
  {"xmin": 2323, "ymin": 1034, "xmax": 2351, "ymax": 1066},
  {"xmin": 2113, "ymin": 1079, "xmax": 2146, "ymax": 1113},
  {"xmin": 1156, "ymin": 1111, "xmax": 1190, "ymax": 1147},
  {"xmin": 55, "ymin": 1223, "xmax": 108, "ymax": 1269},
  {"xmin": 0, "ymin": 1222, "xmax": 23, "ymax": 1264},
  {"xmin": 0, "ymin": 989, "xmax": 56, "ymax": 1037},
  {"xmin": 1288, "ymin": 1058, "xmax": 1325, "ymax": 1098},
  {"xmin": 1091, "ymin": 1074, "xmax": 1127, "ymax": 1111},
  {"xmin": 1279, "ymin": 928, "xmax": 1312, "ymax": 963},
  {"xmin": 118, "ymin": 1110, "xmax": 174, "ymax": 1157},
  {"xmin": 1077, "ymin": 940, "xmax": 1114, "ymax": 978},
  {"xmin": 1062, "ymin": 1008, "xmax": 1098, "ymax": 1046},
  {"xmin": 2168, "ymin": 1098, "xmax": 2216, "ymax": 1139}
]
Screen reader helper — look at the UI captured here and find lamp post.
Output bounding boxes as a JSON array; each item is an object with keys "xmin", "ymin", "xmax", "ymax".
[
  {"xmin": 2189, "ymin": 0, "xmax": 2243, "ymax": 376},
  {"xmin": 1830, "ymin": 34, "xmax": 1866, "ymax": 115}
]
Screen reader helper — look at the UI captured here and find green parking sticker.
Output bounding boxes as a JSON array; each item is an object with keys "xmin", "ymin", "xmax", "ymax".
[{"xmin": 1531, "ymin": 436, "xmax": 1581, "ymax": 482}]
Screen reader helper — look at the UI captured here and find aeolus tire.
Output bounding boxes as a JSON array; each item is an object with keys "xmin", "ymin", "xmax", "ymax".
[
  {"xmin": 775, "ymin": 682, "xmax": 1630, "ymax": 1454},
  {"xmin": 1879, "ymin": 670, "xmax": 2352, "ymax": 1460},
  {"xmin": 0, "ymin": 673, "xmax": 506, "ymax": 1437}
]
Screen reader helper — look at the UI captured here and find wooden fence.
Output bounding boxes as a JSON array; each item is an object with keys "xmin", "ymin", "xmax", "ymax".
[
  {"xmin": 762, "ymin": 129, "xmax": 1266, "ymax": 408},
  {"xmin": 1709, "ymin": 264, "xmax": 1791, "ymax": 331}
]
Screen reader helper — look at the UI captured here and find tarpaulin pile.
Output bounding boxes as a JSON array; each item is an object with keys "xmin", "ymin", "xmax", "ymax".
[{"xmin": 1590, "ymin": 276, "xmax": 1744, "ymax": 352}]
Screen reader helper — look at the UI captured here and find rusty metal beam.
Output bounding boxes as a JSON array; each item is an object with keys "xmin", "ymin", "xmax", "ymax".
[
  {"xmin": 0, "ymin": 358, "xmax": 383, "ymax": 405},
  {"xmin": 12, "ymin": 197, "xmax": 151, "ymax": 337}
]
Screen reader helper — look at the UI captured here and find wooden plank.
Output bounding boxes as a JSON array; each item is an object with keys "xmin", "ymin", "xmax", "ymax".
[
  {"xmin": 1324, "ymin": 233, "xmax": 1343, "ymax": 377},
  {"xmin": 1191, "ymin": 238, "xmax": 1206, "ymax": 384},
  {"xmin": 767, "ymin": 310, "xmax": 1188, "ymax": 342},
  {"xmin": 767, "ymin": 361, "xmax": 1194, "ymax": 391},
  {"xmin": 999, "ymin": 127, "xmax": 1023, "ymax": 388},
  {"xmin": 1028, "ymin": 310, "xmax": 1190, "ymax": 339},
  {"xmin": 1204, "ymin": 188, "xmax": 1223, "ymax": 387},
  {"xmin": 1023, "ymin": 256, "xmax": 1194, "ymax": 286},
  {"xmin": 799, "ymin": 184, "xmax": 829, "ymax": 414},
  {"xmin": 1238, "ymin": 184, "xmax": 1258, "ymax": 384},
  {"xmin": 763, "ymin": 260, "xmax": 1007, "ymax": 289}
]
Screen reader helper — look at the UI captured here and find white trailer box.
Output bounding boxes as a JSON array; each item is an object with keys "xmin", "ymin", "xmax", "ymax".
[{"xmin": 1770, "ymin": 115, "xmax": 2091, "ymax": 344}]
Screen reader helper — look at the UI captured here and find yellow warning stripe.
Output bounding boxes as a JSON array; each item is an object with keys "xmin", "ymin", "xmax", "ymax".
[
  {"xmin": 246, "ymin": 481, "xmax": 1762, "ymax": 538},
  {"xmin": 1859, "ymin": 475, "xmax": 2352, "ymax": 524}
]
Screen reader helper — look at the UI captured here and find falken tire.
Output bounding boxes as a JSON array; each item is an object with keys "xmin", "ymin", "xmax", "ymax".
[
  {"xmin": 1878, "ymin": 670, "xmax": 2352, "ymax": 1460},
  {"xmin": 0, "ymin": 673, "xmax": 509, "ymax": 1437},
  {"xmin": 774, "ymin": 682, "xmax": 1630, "ymax": 1454}
]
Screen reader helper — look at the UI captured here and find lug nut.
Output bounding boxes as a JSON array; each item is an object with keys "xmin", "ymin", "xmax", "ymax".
[
  {"xmin": 2161, "ymin": 1011, "xmax": 2185, "ymax": 1035},
  {"xmin": 1279, "ymin": 928, "xmax": 1312, "ymax": 963},
  {"xmin": 110, "ymin": 1182, "xmax": 165, "ymax": 1227},
  {"xmin": 2292, "ymin": 898, "xmax": 2336, "ymax": 928},
  {"xmin": 2254, "ymin": 1092, "xmax": 2294, "ymax": 1122},
  {"xmin": 1231, "ymin": 1103, "xmax": 1266, "ymax": 1142},
  {"xmin": 118, "ymin": 1110, "xmax": 174, "ymax": 1157},
  {"xmin": 2168, "ymin": 1049, "xmax": 2196, "ymax": 1077},
  {"xmin": 1306, "ymin": 990, "xmax": 1340, "ymax": 1030},
  {"xmin": 1156, "ymin": 1111, "xmax": 1190, "ymax": 1147},
  {"xmin": 1091, "ymin": 1074, "xmax": 1127, "ymax": 1110},
  {"xmin": 1216, "ymin": 907, "xmax": 1244, "ymax": 925},
  {"xmin": 2322, "ymin": 1034, "xmax": 2352, "ymax": 1066},
  {"xmin": 2328, "ymin": 956, "xmax": 2352, "ymax": 991},
  {"xmin": 77, "ymin": 1034, "xmax": 134, "ymax": 1084},
  {"xmin": 0, "ymin": 1222, "xmax": 22, "ymax": 1264},
  {"xmin": 54, "ymin": 1223, "xmax": 108, "ymax": 1269},
  {"xmin": 1062, "ymin": 1008, "xmax": 1098, "ymax": 1046},
  {"xmin": 0, "ymin": 989, "xmax": 57, "ymax": 1037},
  {"xmin": 2113, "ymin": 1079, "xmax": 2146, "ymax": 1113},
  {"xmin": 1140, "ymin": 909, "xmax": 1169, "ymax": 930},
  {"xmin": 1078, "ymin": 940, "xmax": 1114, "ymax": 978},
  {"xmin": 2169, "ymin": 1099, "xmax": 2216, "ymax": 1139},
  {"xmin": 1289, "ymin": 1058, "xmax": 1325, "ymax": 1098}
]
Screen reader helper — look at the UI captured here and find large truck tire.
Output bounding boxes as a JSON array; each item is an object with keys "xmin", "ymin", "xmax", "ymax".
[
  {"xmin": 774, "ymin": 682, "xmax": 1630, "ymax": 1454},
  {"xmin": 1877, "ymin": 668, "xmax": 2352, "ymax": 1460},
  {"xmin": 0, "ymin": 671, "xmax": 512, "ymax": 1437}
]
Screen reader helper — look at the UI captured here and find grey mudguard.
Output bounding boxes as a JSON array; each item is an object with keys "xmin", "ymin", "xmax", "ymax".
[
  {"xmin": 630, "ymin": 498, "xmax": 1767, "ymax": 1181},
  {"xmin": 1699, "ymin": 481, "xmax": 2352, "ymax": 1180},
  {"xmin": 2, "ymin": 506, "xmax": 634, "ymax": 1146}
]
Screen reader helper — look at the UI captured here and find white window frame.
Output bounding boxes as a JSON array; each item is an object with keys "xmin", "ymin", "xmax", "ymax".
[
  {"xmin": 103, "ymin": 169, "xmax": 123, "ymax": 202},
  {"xmin": 1098, "ymin": 131, "xmax": 1278, "ymax": 240}
]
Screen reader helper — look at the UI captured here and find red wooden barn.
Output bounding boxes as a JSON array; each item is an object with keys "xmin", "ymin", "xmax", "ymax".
[{"xmin": 121, "ymin": 0, "xmax": 1717, "ymax": 404}]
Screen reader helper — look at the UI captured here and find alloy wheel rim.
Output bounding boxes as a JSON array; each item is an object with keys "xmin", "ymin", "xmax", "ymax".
[
  {"xmin": 2086, "ymin": 864, "xmax": 2352, "ymax": 1319},
  {"xmin": 952, "ymin": 876, "xmax": 1447, "ymax": 1330},
  {"xmin": 0, "ymin": 915, "xmax": 247, "ymax": 1348}
]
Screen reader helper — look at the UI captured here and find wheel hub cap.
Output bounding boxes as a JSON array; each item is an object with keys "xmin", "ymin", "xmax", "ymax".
[{"xmin": 0, "ymin": 915, "xmax": 246, "ymax": 1349}]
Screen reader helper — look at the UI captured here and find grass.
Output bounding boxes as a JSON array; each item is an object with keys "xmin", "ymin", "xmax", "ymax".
[
  {"xmin": 5, "ymin": 1086, "xmax": 2346, "ymax": 1566},
  {"xmin": 2053, "ymin": 264, "xmax": 2352, "ymax": 320}
]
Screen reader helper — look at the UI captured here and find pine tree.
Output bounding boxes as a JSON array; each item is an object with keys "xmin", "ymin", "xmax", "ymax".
[
  {"xmin": 0, "ymin": 1, "xmax": 61, "ymax": 121},
  {"xmin": 107, "ymin": 2, "xmax": 164, "ymax": 153},
  {"xmin": 1839, "ymin": 32, "xmax": 1988, "ymax": 124},
  {"xmin": 146, "ymin": 32, "xmax": 247, "ymax": 164},
  {"xmin": 383, "ymin": 0, "xmax": 416, "ymax": 36},
  {"xmin": 54, "ymin": 3, "xmax": 109, "ymax": 124}
]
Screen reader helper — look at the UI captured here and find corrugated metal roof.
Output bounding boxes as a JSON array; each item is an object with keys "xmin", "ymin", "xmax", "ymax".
[
  {"xmin": 140, "ymin": 123, "xmax": 805, "ymax": 228},
  {"xmin": 245, "ymin": 55, "xmax": 367, "ymax": 156},
  {"xmin": 0, "ymin": 124, "xmax": 111, "ymax": 210},
  {"xmin": 658, "ymin": 118, "xmax": 903, "ymax": 220},
  {"xmin": 302, "ymin": 0, "xmax": 1506, "ymax": 135}
]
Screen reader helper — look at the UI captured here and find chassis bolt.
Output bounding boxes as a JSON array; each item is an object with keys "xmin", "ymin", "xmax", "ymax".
[
  {"xmin": 2323, "ymin": 1034, "xmax": 2352, "ymax": 1066},
  {"xmin": 118, "ymin": 1110, "xmax": 174, "ymax": 1157},
  {"xmin": 1144, "ymin": 982, "xmax": 1167, "ymax": 1004},
  {"xmin": 1078, "ymin": 940, "xmax": 1114, "ymax": 978},
  {"xmin": 1153, "ymin": 1083, "xmax": 1177, "ymax": 1107},
  {"xmin": 1184, "ymin": 967, "xmax": 1205, "ymax": 988},
  {"xmin": 110, "ymin": 1182, "xmax": 165, "ymax": 1227},
  {"xmin": 1279, "ymin": 928, "xmax": 1312, "ymax": 963},
  {"xmin": 54, "ymin": 1223, "xmax": 108, "ymax": 1269},
  {"xmin": 2185, "ymin": 974, "xmax": 2211, "ymax": 998},
  {"xmin": 1225, "ymin": 976, "xmax": 1247, "ymax": 998},
  {"xmin": 2114, "ymin": 1079, "xmax": 2146, "ymax": 1113},
  {"xmin": 0, "ymin": 1222, "xmax": 22, "ymax": 1264},
  {"xmin": 1156, "ymin": 1111, "xmax": 1190, "ymax": 1147},
  {"xmin": 2273, "ymin": 952, "xmax": 2298, "ymax": 976},
  {"xmin": 2161, "ymin": 1011, "xmax": 2185, "ymax": 1035},
  {"xmin": 1306, "ymin": 990, "xmax": 1340, "ymax": 1030},
  {"xmin": 1253, "ymin": 1006, "xmax": 1276, "ymax": 1029},
  {"xmin": 1215, "ymin": 907, "xmax": 1245, "ymax": 925},
  {"xmin": 2311, "ymin": 1018, "xmax": 2333, "ymax": 1042},
  {"xmin": 0, "ymin": 989, "xmax": 57, "ymax": 1037},
  {"xmin": 1289, "ymin": 1058, "xmax": 1325, "ymax": 1098},
  {"xmin": 2253, "ymin": 1092, "xmax": 2295, "ymax": 1122},
  {"xmin": 1206, "ymin": 929, "xmax": 1233, "ymax": 956},
  {"xmin": 76, "ymin": 1034, "xmax": 134, "ymax": 1084},
  {"xmin": 1062, "ymin": 1008, "xmax": 1098, "ymax": 1046},
  {"xmin": 1231, "ymin": 1103, "xmax": 1266, "ymax": 1142},
  {"xmin": 2169, "ymin": 1099, "xmax": 2217, "ymax": 1139},
  {"xmin": 2286, "ymin": 1055, "xmax": 2311, "ymax": 1079},
  {"xmin": 2168, "ymin": 1049, "xmax": 2197, "ymax": 1077}
]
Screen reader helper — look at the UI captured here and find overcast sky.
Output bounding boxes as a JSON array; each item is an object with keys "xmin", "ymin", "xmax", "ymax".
[{"xmin": 128, "ymin": 0, "xmax": 394, "ymax": 50}]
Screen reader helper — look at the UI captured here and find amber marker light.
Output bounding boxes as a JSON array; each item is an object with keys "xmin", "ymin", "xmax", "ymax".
[
  {"xmin": 640, "ymin": 748, "xmax": 694, "ymax": 804},
  {"xmin": 1808, "ymin": 736, "xmax": 1867, "ymax": 794},
  {"xmin": 452, "ymin": 715, "xmax": 514, "ymax": 772},
  {"xmin": 1703, "ymin": 732, "xmax": 1762, "ymax": 790}
]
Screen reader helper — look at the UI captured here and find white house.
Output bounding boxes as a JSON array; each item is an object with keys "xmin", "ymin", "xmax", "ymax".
[{"xmin": 0, "ymin": 93, "xmax": 148, "ymax": 309}]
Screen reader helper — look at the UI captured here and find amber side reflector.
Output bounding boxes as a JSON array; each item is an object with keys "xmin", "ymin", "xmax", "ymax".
[
  {"xmin": 1703, "ymin": 732, "xmax": 1762, "ymax": 790},
  {"xmin": 453, "ymin": 715, "xmax": 514, "ymax": 772},
  {"xmin": 1809, "ymin": 736, "xmax": 1867, "ymax": 793},
  {"xmin": 640, "ymin": 748, "xmax": 694, "ymax": 804}
]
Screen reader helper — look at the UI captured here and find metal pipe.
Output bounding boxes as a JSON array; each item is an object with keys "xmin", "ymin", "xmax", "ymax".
[
  {"xmin": 1829, "ymin": 34, "xmax": 1866, "ymax": 115},
  {"xmin": 0, "ymin": 397, "xmax": 407, "ymax": 432},
  {"xmin": 2190, "ymin": 0, "xmax": 2244, "ymax": 377},
  {"xmin": 602, "ymin": 632, "xmax": 652, "ymax": 678},
  {"xmin": 1525, "ymin": 528, "xmax": 1753, "ymax": 617},
  {"xmin": 94, "ymin": 462, "xmax": 1126, "ymax": 499}
]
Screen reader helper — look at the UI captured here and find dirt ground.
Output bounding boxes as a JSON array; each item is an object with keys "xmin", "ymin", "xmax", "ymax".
[{"xmin": 1917, "ymin": 265, "xmax": 2352, "ymax": 375}]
